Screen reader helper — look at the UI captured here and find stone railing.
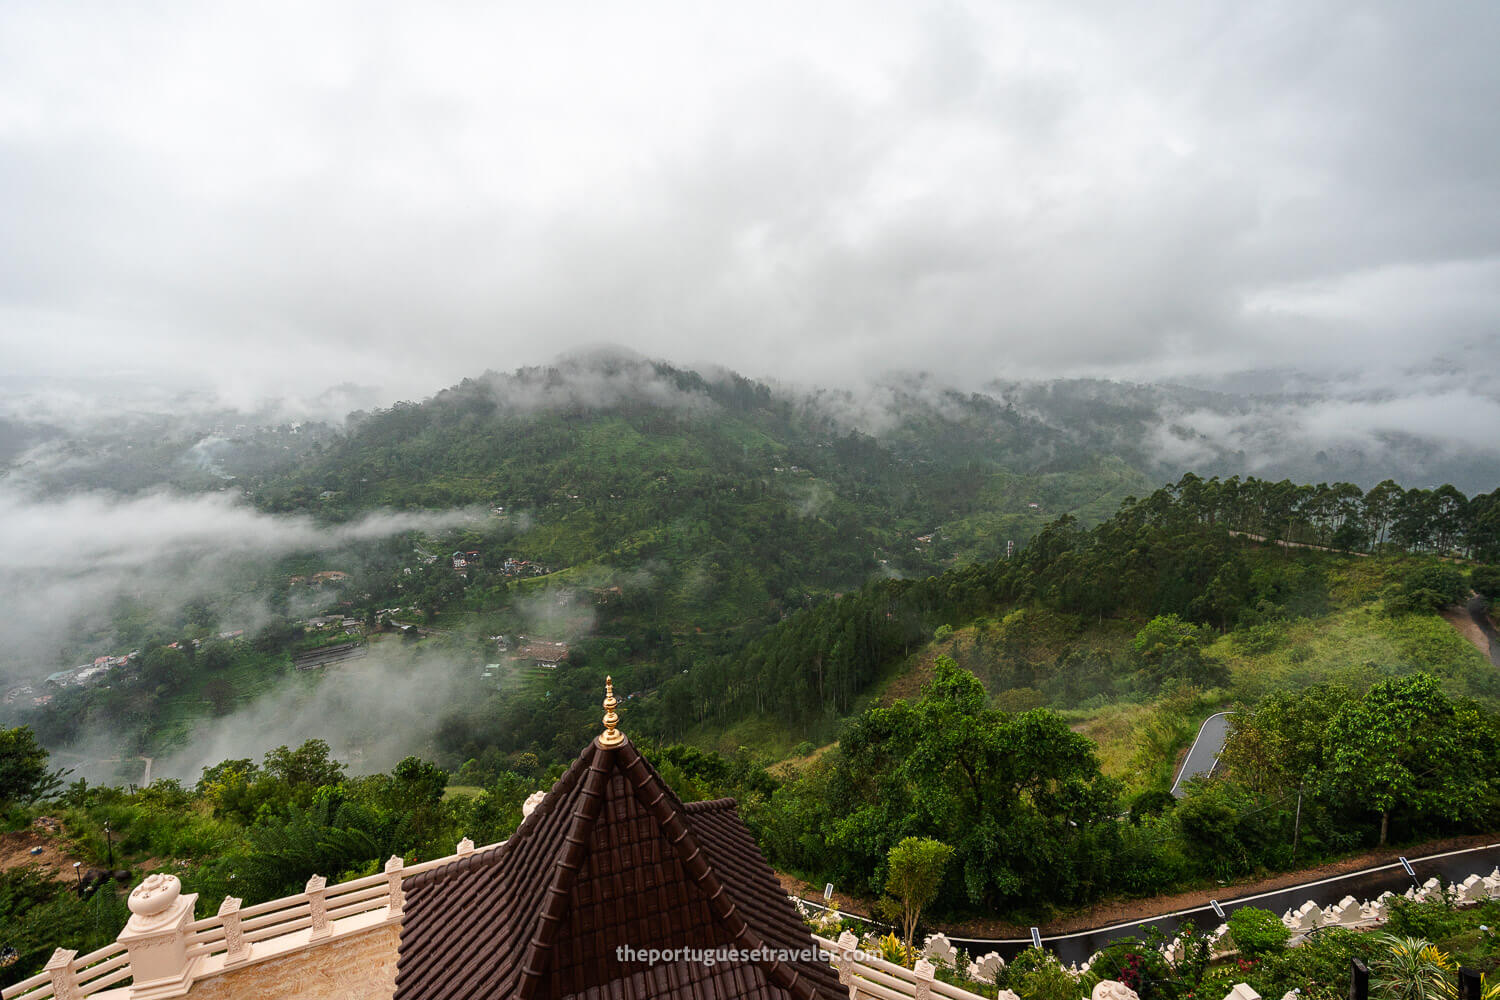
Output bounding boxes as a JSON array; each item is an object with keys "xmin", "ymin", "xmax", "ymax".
[
  {"xmin": 14, "ymin": 842, "xmax": 1488, "ymax": 1000},
  {"xmin": 0, "ymin": 943, "xmax": 134, "ymax": 1000},
  {"xmin": 0, "ymin": 837, "xmax": 498, "ymax": 1000},
  {"xmin": 1278, "ymin": 868, "xmax": 1500, "ymax": 939},
  {"xmin": 816, "ymin": 933, "xmax": 992, "ymax": 1000}
]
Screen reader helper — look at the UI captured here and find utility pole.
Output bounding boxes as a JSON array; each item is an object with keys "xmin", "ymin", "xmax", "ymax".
[
  {"xmin": 1292, "ymin": 784, "xmax": 1303, "ymax": 862},
  {"xmin": 104, "ymin": 820, "xmax": 114, "ymax": 869}
]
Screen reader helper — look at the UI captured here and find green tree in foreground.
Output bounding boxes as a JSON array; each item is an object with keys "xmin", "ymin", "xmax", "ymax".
[
  {"xmin": 0, "ymin": 726, "xmax": 55, "ymax": 810},
  {"xmin": 1324, "ymin": 674, "xmax": 1498, "ymax": 845},
  {"xmin": 879, "ymin": 837, "xmax": 954, "ymax": 961}
]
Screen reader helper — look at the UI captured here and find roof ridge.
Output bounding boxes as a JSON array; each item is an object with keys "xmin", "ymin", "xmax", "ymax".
[
  {"xmin": 394, "ymin": 742, "xmax": 597, "ymax": 1000},
  {"xmin": 683, "ymin": 796, "xmax": 739, "ymax": 813},
  {"xmin": 400, "ymin": 837, "xmax": 508, "ymax": 893},
  {"xmin": 616, "ymin": 742, "xmax": 822, "ymax": 1000},
  {"xmin": 395, "ymin": 732, "xmax": 844, "ymax": 1000},
  {"xmin": 516, "ymin": 740, "xmax": 614, "ymax": 1000}
]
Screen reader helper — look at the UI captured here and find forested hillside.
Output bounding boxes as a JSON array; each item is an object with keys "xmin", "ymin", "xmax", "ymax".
[
  {"xmin": 246, "ymin": 358, "xmax": 1151, "ymax": 629},
  {"xmin": 617, "ymin": 473, "xmax": 1500, "ymax": 746}
]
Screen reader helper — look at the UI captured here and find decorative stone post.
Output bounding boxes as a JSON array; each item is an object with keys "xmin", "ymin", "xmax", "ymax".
[
  {"xmin": 118, "ymin": 873, "xmax": 198, "ymax": 999},
  {"xmin": 835, "ymin": 930, "xmax": 858, "ymax": 986},
  {"xmin": 45, "ymin": 948, "xmax": 82, "ymax": 1000},
  {"xmin": 218, "ymin": 896, "xmax": 250, "ymax": 966},
  {"xmin": 386, "ymin": 855, "xmax": 405, "ymax": 919},
  {"xmin": 912, "ymin": 958, "xmax": 935, "ymax": 1000},
  {"xmin": 306, "ymin": 874, "xmax": 330, "ymax": 940}
]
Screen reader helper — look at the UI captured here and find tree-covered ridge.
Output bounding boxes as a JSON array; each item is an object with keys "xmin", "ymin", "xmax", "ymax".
[
  {"xmin": 1113, "ymin": 473, "xmax": 1500, "ymax": 560},
  {"xmin": 644, "ymin": 473, "xmax": 1499, "ymax": 738}
]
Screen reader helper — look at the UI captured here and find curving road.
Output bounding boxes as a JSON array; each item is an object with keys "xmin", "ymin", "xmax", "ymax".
[
  {"xmin": 1170, "ymin": 712, "xmax": 1232, "ymax": 798},
  {"xmin": 941, "ymin": 842, "xmax": 1500, "ymax": 964}
]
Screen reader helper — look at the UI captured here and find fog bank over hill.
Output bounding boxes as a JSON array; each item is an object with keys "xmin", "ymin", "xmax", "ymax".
[
  {"xmin": 3, "ymin": 353, "xmax": 1497, "ymax": 499},
  {"xmin": 988, "ymin": 373, "xmax": 1500, "ymax": 495},
  {"xmin": 0, "ymin": 486, "xmax": 477, "ymax": 683}
]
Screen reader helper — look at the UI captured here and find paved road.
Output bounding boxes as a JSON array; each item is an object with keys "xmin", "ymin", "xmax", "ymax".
[
  {"xmin": 1170, "ymin": 712, "xmax": 1233, "ymax": 798},
  {"xmin": 1468, "ymin": 594, "xmax": 1499, "ymax": 667},
  {"xmin": 943, "ymin": 842, "xmax": 1500, "ymax": 964}
]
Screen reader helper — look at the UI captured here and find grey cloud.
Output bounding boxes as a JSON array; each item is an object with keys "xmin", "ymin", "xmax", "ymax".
[
  {"xmin": 0, "ymin": 1, "xmax": 1495, "ymax": 405},
  {"xmin": 468, "ymin": 349, "xmax": 718, "ymax": 417},
  {"xmin": 151, "ymin": 643, "xmax": 467, "ymax": 783}
]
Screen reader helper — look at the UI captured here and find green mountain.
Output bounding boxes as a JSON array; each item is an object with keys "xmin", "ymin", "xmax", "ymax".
[{"xmin": 250, "ymin": 355, "xmax": 1153, "ymax": 630}]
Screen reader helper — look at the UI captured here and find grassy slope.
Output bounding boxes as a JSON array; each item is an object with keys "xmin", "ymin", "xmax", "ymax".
[{"xmin": 807, "ymin": 551, "xmax": 1494, "ymax": 797}]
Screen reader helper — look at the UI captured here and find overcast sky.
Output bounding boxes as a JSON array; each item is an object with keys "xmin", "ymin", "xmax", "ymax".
[{"xmin": 1, "ymin": 1, "xmax": 1496, "ymax": 406}]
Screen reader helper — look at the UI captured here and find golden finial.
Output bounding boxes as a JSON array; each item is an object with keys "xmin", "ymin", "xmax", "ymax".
[{"xmin": 600, "ymin": 675, "xmax": 624, "ymax": 747}]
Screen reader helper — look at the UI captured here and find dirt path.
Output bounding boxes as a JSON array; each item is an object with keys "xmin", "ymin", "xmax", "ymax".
[
  {"xmin": 1444, "ymin": 606, "xmax": 1491, "ymax": 658},
  {"xmin": 1227, "ymin": 530, "xmax": 1368, "ymax": 557},
  {"xmin": 0, "ymin": 819, "xmax": 88, "ymax": 881},
  {"xmin": 779, "ymin": 831, "xmax": 1500, "ymax": 937}
]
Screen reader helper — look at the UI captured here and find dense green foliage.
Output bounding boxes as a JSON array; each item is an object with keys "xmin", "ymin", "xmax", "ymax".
[
  {"xmin": 251, "ymin": 362, "xmax": 1150, "ymax": 632},
  {"xmin": 1226, "ymin": 906, "xmax": 1291, "ymax": 958},
  {"xmin": 0, "ymin": 736, "xmax": 552, "ymax": 986},
  {"xmin": 1217, "ymin": 674, "xmax": 1500, "ymax": 853},
  {"xmin": 0, "ymin": 727, "xmax": 52, "ymax": 809},
  {"xmin": 742, "ymin": 663, "xmax": 1500, "ymax": 919},
  {"xmin": 645, "ymin": 472, "xmax": 1497, "ymax": 746},
  {"xmin": 0, "ymin": 865, "xmax": 130, "ymax": 987}
]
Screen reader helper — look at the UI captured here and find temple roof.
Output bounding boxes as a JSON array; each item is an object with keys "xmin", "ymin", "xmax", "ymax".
[{"xmin": 393, "ymin": 733, "xmax": 845, "ymax": 1000}]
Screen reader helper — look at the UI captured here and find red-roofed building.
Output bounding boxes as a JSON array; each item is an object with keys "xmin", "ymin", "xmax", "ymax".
[{"xmin": 393, "ymin": 683, "xmax": 845, "ymax": 1000}]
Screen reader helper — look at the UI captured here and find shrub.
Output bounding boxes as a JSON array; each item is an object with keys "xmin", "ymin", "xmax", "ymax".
[
  {"xmin": 1387, "ymin": 565, "xmax": 1468, "ymax": 615},
  {"xmin": 876, "ymin": 932, "xmax": 915, "ymax": 968},
  {"xmin": 1385, "ymin": 897, "xmax": 1469, "ymax": 943},
  {"xmin": 1241, "ymin": 927, "xmax": 1379, "ymax": 1000},
  {"xmin": 1127, "ymin": 789, "xmax": 1176, "ymax": 825},
  {"xmin": 1369, "ymin": 933, "xmax": 1456, "ymax": 1000},
  {"xmin": 1227, "ymin": 906, "xmax": 1290, "ymax": 958},
  {"xmin": 1231, "ymin": 623, "xmax": 1284, "ymax": 654},
  {"xmin": 998, "ymin": 947, "xmax": 1078, "ymax": 1000},
  {"xmin": 1472, "ymin": 565, "xmax": 1500, "ymax": 606}
]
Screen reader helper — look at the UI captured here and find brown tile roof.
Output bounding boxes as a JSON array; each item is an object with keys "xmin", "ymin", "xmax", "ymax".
[{"xmin": 394, "ymin": 736, "xmax": 844, "ymax": 1000}]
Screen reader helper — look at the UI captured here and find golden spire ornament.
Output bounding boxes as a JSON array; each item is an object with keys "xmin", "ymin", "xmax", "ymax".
[{"xmin": 600, "ymin": 675, "xmax": 624, "ymax": 747}]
